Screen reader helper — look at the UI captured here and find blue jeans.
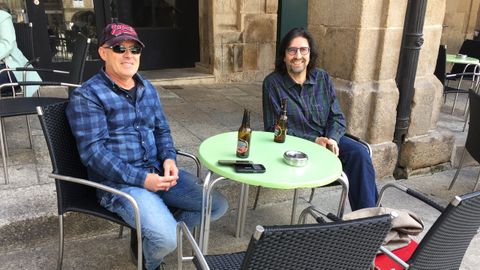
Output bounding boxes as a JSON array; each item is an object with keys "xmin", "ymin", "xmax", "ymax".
[
  {"xmin": 101, "ymin": 170, "xmax": 228, "ymax": 270},
  {"xmin": 338, "ymin": 136, "xmax": 378, "ymax": 211}
]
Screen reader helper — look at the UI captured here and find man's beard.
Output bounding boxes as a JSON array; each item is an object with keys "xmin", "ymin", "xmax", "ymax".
[{"xmin": 288, "ymin": 62, "xmax": 306, "ymax": 74}]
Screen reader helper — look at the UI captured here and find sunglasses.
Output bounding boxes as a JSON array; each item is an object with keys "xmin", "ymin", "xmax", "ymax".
[
  {"xmin": 286, "ymin": 47, "xmax": 310, "ymax": 56},
  {"xmin": 106, "ymin": 44, "xmax": 143, "ymax": 55}
]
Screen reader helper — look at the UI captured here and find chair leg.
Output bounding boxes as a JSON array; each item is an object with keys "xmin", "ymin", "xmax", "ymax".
[
  {"xmin": 449, "ymin": 149, "xmax": 467, "ymax": 190},
  {"xmin": 25, "ymin": 115, "xmax": 33, "ymax": 149},
  {"xmin": 1, "ymin": 118, "xmax": 9, "ymax": 159},
  {"xmin": 252, "ymin": 186, "xmax": 261, "ymax": 210},
  {"xmin": 308, "ymin": 188, "xmax": 315, "ymax": 203},
  {"xmin": 118, "ymin": 225, "xmax": 124, "ymax": 238},
  {"xmin": 463, "ymin": 112, "xmax": 469, "ymax": 132},
  {"xmin": 451, "ymin": 92, "xmax": 459, "ymax": 114},
  {"xmin": 57, "ymin": 215, "xmax": 64, "ymax": 270},
  {"xmin": 473, "ymin": 168, "xmax": 480, "ymax": 191},
  {"xmin": 0, "ymin": 118, "xmax": 9, "ymax": 184}
]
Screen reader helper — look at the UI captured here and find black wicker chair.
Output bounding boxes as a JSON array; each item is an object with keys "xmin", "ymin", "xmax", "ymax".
[
  {"xmin": 37, "ymin": 101, "xmax": 201, "ymax": 270},
  {"xmin": 0, "ymin": 81, "xmax": 75, "ymax": 184},
  {"xmin": 376, "ymin": 183, "xmax": 480, "ymax": 270},
  {"xmin": 435, "ymin": 44, "xmax": 480, "ymax": 115},
  {"xmin": 0, "ymin": 33, "xmax": 90, "ymax": 184},
  {"xmin": 449, "ymin": 89, "xmax": 480, "ymax": 191},
  {"xmin": 177, "ymin": 214, "xmax": 392, "ymax": 270},
  {"xmin": 302, "ymin": 183, "xmax": 480, "ymax": 270}
]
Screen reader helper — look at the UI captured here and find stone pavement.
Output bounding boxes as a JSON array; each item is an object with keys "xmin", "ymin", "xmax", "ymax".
[{"xmin": 0, "ymin": 82, "xmax": 478, "ymax": 269}]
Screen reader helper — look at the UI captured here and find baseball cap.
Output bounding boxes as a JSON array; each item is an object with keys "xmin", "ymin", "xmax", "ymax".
[{"xmin": 100, "ymin": 23, "xmax": 145, "ymax": 47}]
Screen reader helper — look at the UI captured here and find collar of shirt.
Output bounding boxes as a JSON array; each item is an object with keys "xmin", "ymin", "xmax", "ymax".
[
  {"xmin": 99, "ymin": 67, "xmax": 145, "ymax": 95},
  {"xmin": 280, "ymin": 69, "xmax": 318, "ymax": 91}
]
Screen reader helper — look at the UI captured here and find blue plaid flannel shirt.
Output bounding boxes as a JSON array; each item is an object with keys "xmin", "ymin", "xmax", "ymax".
[
  {"xmin": 262, "ymin": 68, "xmax": 346, "ymax": 143},
  {"xmin": 66, "ymin": 69, "xmax": 176, "ymax": 194}
]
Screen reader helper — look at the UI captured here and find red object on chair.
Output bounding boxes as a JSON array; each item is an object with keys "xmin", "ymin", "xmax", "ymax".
[{"xmin": 374, "ymin": 241, "xmax": 418, "ymax": 270}]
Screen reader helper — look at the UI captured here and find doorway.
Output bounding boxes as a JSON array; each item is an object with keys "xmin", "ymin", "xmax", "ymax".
[{"xmin": 113, "ymin": 0, "xmax": 200, "ymax": 70}]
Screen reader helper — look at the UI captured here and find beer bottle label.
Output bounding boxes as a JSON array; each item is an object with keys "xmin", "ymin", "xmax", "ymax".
[
  {"xmin": 237, "ymin": 139, "xmax": 249, "ymax": 154},
  {"xmin": 274, "ymin": 124, "xmax": 282, "ymax": 136}
]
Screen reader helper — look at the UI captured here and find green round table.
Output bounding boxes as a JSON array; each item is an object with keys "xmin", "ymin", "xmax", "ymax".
[
  {"xmin": 197, "ymin": 131, "xmax": 345, "ymax": 253},
  {"xmin": 446, "ymin": 54, "xmax": 480, "ymax": 65}
]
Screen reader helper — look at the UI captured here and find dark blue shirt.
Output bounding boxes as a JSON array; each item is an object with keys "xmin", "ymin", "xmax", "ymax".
[
  {"xmin": 262, "ymin": 68, "xmax": 346, "ymax": 143},
  {"xmin": 66, "ymin": 69, "xmax": 176, "ymax": 192}
]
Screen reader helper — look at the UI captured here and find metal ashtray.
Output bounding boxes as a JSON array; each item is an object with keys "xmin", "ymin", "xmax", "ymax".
[
  {"xmin": 283, "ymin": 150, "xmax": 308, "ymax": 167},
  {"xmin": 456, "ymin": 54, "xmax": 467, "ymax": 59}
]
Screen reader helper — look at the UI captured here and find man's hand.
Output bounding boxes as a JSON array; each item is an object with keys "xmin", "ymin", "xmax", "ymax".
[
  {"xmin": 143, "ymin": 159, "xmax": 179, "ymax": 192},
  {"xmin": 143, "ymin": 173, "xmax": 177, "ymax": 192},
  {"xmin": 163, "ymin": 159, "xmax": 179, "ymax": 180},
  {"xmin": 315, "ymin": 137, "xmax": 339, "ymax": 156}
]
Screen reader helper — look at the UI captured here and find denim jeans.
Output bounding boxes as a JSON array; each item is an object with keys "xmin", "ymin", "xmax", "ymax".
[
  {"xmin": 101, "ymin": 169, "xmax": 229, "ymax": 270},
  {"xmin": 338, "ymin": 135, "xmax": 378, "ymax": 211}
]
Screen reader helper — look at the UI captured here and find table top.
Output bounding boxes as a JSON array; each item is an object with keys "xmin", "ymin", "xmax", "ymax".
[
  {"xmin": 198, "ymin": 131, "xmax": 343, "ymax": 189},
  {"xmin": 446, "ymin": 54, "xmax": 480, "ymax": 65}
]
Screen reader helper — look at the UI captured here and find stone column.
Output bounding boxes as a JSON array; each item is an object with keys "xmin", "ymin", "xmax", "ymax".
[
  {"xmin": 308, "ymin": 0, "xmax": 451, "ymax": 178},
  {"xmin": 209, "ymin": 0, "xmax": 278, "ymax": 82}
]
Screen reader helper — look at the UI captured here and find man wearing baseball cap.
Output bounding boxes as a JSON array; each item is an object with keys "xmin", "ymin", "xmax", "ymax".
[{"xmin": 66, "ymin": 22, "xmax": 228, "ymax": 270}]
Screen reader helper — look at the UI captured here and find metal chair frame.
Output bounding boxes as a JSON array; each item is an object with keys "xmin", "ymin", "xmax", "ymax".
[
  {"xmin": 37, "ymin": 101, "xmax": 201, "ymax": 270},
  {"xmin": 449, "ymin": 89, "xmax": 480, "ymax": 191},
  {"xmin": 301, "ymin": 183, "xmax": 480, "ymax": 270},
  {"xmin": 0, "ymin": 81, "xmax": 74, "ymax": 184},
  {"xmin": 178, "ymin": 214, "xmax": 393, "ymax": 270}
]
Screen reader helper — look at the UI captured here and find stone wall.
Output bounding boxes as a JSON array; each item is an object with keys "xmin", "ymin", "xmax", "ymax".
[
  {"xmin": 209, "ymin": 0, "xmax": 278, "ymax": 82},
  {"xmin": 308, "ymin": 0, "xmax": 450, "ymax": 178}
]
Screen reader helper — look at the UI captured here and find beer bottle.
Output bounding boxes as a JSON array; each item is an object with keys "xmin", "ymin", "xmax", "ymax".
[
  {"xmin": 274, "ymin": 99, "xmax": 288, "ymax": 143},
  {"xmin": 236, "ymin": 109, "xmax": 252, "ymax": 158}
]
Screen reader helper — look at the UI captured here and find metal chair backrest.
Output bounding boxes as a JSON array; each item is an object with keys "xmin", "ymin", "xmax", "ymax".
[
  {"xmin": 37, "ymin": 101, "xmax": 95, "ymax": 215},
  {"xmin": 465, "ymin": 90, "xmax": 480, "ymax": 162},
  {"xmin": 450, "ymin": 39, "xmax": 480, "ymax": 75},
  {"xmin": 240, "ymin": 215, "xmax": 392, "ymax": 269},
  {"xmin": 13, "ymin": 22, "xmax": 35, "ymax": 61},
  {"xmin": 434, "ymin": 44, "xmax": 447, "ymax": 85},
  {"xmin": 407, "ymin": 190, "xmax": 480, "ymax": 269},
  {"xmin": 68, "ymin": 33, "xmax": 90, "ymax": 95}
]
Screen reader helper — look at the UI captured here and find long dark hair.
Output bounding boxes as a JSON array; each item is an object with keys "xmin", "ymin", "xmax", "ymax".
[{"xmin": 274, "ymin": 27, "xmax": 318, "ymax": 74}]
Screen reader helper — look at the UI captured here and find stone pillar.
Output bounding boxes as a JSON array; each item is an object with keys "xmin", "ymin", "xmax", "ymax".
[
  {"xmin": 308, "ymin": 0, "xmax": 451, "ymax": 178},
  {"xmin": 210, "ymin": 0, "xmax": 278, "ymax": 82}
]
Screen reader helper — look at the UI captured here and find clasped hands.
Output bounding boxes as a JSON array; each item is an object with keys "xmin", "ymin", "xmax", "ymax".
[
  {"xmin": 315, "ymin": 136, "xmax": 339, "ymax": 156},
  {"xmin": 143, "ymin": 159, "xmax": 179, "ymax": 192}
]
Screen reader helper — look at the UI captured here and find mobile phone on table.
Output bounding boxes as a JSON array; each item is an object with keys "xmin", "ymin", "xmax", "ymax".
[
  {"xmin": 234, "ymin": 163, "xmax": 266, "ymax": 173},
  {"xmin": 218, "ymin": 160, "xmax": 253, "ymax": 166}
]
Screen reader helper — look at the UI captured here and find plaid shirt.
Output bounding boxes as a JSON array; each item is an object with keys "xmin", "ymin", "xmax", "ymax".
[
  {"xmin": 262, "ymin": 68, "xmax": 346, "ymax": 143},
  {"xmin": 66, "ymin": 69, "xmax": 176, "ymax": 191}
]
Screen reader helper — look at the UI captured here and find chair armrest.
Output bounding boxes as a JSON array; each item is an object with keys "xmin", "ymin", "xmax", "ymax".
[
  {"xmin": 177, "ymin": 221, "xmax": 210, "ymax": 270},
  {"xmin": 176, "ymin": 148, "xmax": 201, "ymax": 178},
  {"xmin": 1, "ymin": 67, "xmax": 69, "ymax": 75},
  {"xmin": 344, "ymin": 133, "xmax": 372, "ymax": 158},
  {"xmin": 48, "ymin": 173, "xmax": 144, "ymax": 270},
  {"xmin": 377, "ymin": 183, "xmax": 445, "ymax": 212},
  {"xmin": 378, "ymin": 246, "xmax": 410, "ymax": 269},
  {"xmin": 0, "ymin": 81, "xmax": 80, "ymax": 90}
]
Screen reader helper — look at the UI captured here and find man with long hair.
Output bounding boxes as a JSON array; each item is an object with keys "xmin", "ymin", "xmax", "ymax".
[{"xmin": 263, "ymin": 27, "xmax": 378, "ymax": 211}]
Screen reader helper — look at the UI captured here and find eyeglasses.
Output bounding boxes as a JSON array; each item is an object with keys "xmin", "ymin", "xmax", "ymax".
[
  {"xmin": 286, "ymin": 47, "xmax": 310, "ymax": 56},
  {"xmin": 106, "ymin": 44, "xmax": 143, "ymax": 55}
]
